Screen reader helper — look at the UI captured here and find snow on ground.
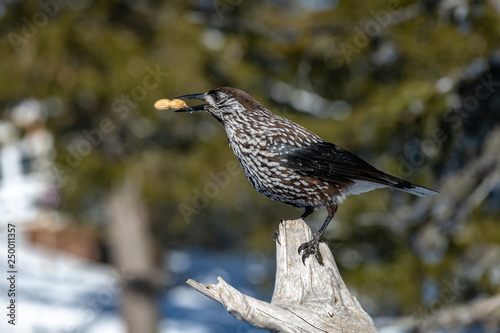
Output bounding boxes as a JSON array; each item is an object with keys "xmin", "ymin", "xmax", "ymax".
[{"xmin": 0, "ymin": 231, "xmax": 272, "ymax": 333}]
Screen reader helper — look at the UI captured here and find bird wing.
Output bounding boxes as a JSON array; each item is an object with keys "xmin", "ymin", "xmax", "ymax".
[
  {"xmin": 274, "ymin": 141, "xmax": 380, "ymax": 185},
  {"xmin": 273, "ymin": 141, "xmax": 438, "ymax": 197}
]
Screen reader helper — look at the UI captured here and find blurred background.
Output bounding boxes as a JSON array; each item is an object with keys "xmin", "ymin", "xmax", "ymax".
[{"xmin": 0, "ymin": 0, "xmax": 499, "ymax": 332}]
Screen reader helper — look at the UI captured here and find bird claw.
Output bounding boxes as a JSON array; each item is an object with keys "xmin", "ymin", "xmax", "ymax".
[
  {"xmin": 273, "ymin": 229, "xmax": 281, "ymax": 245},
  {"xmin": 298, "ymin": 233, "xmax": 324, "ymax": 264}
]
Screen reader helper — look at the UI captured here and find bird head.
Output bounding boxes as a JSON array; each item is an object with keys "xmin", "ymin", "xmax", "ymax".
[{"xmin": 174, "ymin": 87, "xmax": 265, "ymax": 123}]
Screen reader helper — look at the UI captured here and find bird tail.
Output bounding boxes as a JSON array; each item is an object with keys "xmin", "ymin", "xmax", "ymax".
[{"xmin": 379, "ymin": 173, "xmax": 438, "ymax": 197}]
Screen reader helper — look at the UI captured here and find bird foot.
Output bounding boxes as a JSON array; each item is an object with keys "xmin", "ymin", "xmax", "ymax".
[
  {"xmin": 298, "ymin": 233, "xmax": 327, "ymax": 264},
  {"xmin": 273, "ymin": 229, "xmax": 281, "ymax": 245}
]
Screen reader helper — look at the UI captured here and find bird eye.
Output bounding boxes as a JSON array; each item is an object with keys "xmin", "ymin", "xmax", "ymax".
[{"xmin": 213, "ymin": 92, "xmax": 225, "ymax": 104}]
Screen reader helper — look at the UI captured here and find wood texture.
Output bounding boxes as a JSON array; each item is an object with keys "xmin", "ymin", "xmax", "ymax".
[{"xmin": 187, "ymin": 219, "xmax": 377, "ymax": 332}]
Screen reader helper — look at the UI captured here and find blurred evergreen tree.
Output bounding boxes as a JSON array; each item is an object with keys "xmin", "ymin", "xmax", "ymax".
[{"xmin": 1, "ymin": 0, "xmax": 499, "ymax": 316}]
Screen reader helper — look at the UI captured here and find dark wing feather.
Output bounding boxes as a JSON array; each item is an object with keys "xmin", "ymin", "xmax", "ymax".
[
  {"xmin": 275, "ymin": 141, "xmax": 438, "ymax": 197},
  {"xmin": 277, "ymin": 141, "xmax": 384, "ymax": 185}
]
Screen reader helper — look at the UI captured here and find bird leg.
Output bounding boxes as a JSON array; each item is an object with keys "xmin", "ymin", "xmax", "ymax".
[
  {"xmin": 300, "ymin": 206, "xmax": 314, "ymax": 220},
  {"xmin": 298, "ymin": 204, "xmax": 338, "ymax": 264}
]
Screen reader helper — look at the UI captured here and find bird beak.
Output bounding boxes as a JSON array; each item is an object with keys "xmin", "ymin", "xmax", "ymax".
[{"xmin": 173, "ymin": 93, "xmax": 208, "ymax": 113}]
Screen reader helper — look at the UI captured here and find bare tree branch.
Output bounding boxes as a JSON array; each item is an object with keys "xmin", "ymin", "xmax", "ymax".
[{"xmin": 187, "ymin": 219, "xmax": 377, "ymax": 333}]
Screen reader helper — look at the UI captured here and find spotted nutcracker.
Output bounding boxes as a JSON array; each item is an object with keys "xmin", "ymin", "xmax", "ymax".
[{"xmin": 173, "ymin": 87, "xmax": 438, "ymax": 262}]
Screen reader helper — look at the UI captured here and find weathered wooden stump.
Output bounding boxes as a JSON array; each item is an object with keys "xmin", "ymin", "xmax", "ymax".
[{"xmin": 187, "ymin": 219, "xmax": 377, "ymax": 332}]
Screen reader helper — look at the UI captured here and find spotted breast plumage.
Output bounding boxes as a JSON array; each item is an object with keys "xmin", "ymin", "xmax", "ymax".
[{"xmin": 174, "ymin": 87, "xmax": 438, "ymax": 262}]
